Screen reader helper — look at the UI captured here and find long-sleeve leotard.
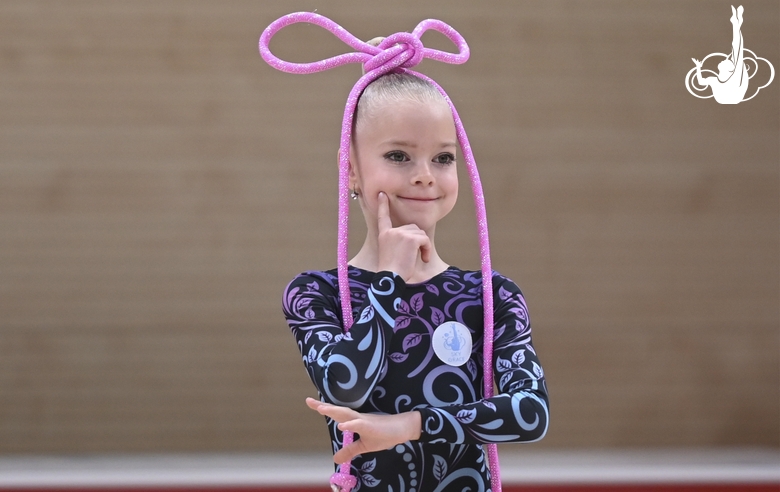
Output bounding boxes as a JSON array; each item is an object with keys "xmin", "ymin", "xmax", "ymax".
[{"xmin": 282, "ymin": 266, "xmax": 549, "ymax": 491}]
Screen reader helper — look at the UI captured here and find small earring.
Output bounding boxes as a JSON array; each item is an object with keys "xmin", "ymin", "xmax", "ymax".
[{"xmin": 350, "ymin": 188, "xmax": 359, "ymax": 200}]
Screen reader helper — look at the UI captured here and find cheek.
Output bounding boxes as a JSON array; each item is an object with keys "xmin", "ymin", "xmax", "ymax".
[
  {"xmin": 358, "ymin": 166, "xmax": 400, "ymax": 199},
  {"xmin": 444, "ymin": 169, "xmax": 459, "ymax": 197},
  {"xmin": 449, "ymin": 182, "xmax": 459, "ymax": 210},
  {"xmin": 355, "ymin": 175, "xmax": 382, "ymax": 216},
  {"xmin": 356, "ymin": 175, "xmax": 380, "ymax": 200}
]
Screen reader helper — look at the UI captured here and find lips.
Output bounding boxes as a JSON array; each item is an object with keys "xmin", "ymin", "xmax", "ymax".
[{"xmin": 398, "ymin": 196, "xmax": 439, "ymax": 202}]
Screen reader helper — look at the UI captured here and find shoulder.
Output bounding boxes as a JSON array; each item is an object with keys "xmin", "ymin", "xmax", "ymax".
[
  {"xmin": 281, "ymin": 270, "xmax": 340, "ymax": 319},
  {"xmin": 491, "ymin": 271, "xmax": 525, "ymax": 302},
  {"xmin": 282, "ymin": 270, "xmax": 339, "ymax": 309},
  {"xmin": 285, "ymin": 269, "xmax": 338, "ymax": 294},
  {"xmin": 445, "ymin": 267, "xmax": 524, "ymax": 298},
  {"xmin": 283, "ymin": 267, "xmax": 376, "ymax": 300}
]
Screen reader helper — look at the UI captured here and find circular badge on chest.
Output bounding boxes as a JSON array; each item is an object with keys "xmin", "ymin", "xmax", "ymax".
[{"xmin": 431, "ymin": 321, "xmax": 473, "ymax": 367}]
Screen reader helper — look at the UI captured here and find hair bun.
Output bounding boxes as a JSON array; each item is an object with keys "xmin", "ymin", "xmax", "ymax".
[
  {"xmin": 361, "ymin": 37, "xmax": 385, "ymax": 75},
  {"xmin": 366, "ymin": 36, "xmax": 385, "ymax": 47}
]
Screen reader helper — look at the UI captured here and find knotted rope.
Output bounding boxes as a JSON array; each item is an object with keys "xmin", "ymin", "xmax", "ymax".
[{"xmin": 259, "ymin": 12, "xmax": 500, "ymax": 492}]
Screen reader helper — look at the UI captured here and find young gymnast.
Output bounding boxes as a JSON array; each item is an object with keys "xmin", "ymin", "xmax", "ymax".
[{"xmin": 262, "ymin": 13, "xmax": 549, "ymax": 492}]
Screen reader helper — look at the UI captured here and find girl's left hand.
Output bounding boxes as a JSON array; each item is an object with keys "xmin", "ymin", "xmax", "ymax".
[{"xmin": 305, "ymin": 397, "xmax": 422, "ymax": 464}]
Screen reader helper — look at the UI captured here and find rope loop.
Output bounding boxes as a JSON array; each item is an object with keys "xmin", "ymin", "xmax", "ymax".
[{"xmin": 259, "ymin": 12, "xmax": 469, "ymax": 77}]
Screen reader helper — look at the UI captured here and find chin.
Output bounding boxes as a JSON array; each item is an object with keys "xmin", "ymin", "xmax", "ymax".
[{"xmin": 398, "ymin": 218, "xmax": 438, "ymax": 232}]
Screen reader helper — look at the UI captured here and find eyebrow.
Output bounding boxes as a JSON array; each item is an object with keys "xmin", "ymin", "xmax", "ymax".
[{"xmin": 382, "ymin": 140, "xmax": 458, "ymax": 149}]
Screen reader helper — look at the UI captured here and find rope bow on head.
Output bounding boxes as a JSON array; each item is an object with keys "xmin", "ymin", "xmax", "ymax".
[{"xmin": 260, "ymin": 12, "xmax": 501, "ymax": 492}]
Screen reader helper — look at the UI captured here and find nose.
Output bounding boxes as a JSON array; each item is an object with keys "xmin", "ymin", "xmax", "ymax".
[{"xmin": 412, "ymin": 161, "xmax": 434, "ymax": 186}]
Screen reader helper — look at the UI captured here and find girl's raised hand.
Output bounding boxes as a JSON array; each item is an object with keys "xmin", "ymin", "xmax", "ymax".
[
  {"xmin": 305, "ymin": 397, "xmax": 421, "ymax": 464},
  {"xmin": 376, "ymin": 192, "xmax": 431, "ymax": 282}
]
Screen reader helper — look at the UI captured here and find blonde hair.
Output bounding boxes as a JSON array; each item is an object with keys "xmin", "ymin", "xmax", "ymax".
[
  {"xmin": 354, "ymin": 72, "xmax": 447, "ymax": 135},
  {"xmin": 352, "ymin": 37, "xmax": 449, "ymax": 136}
]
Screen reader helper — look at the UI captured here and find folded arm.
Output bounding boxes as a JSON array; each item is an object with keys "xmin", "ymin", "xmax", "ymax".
[{"xmin": 283, "ymin": 270, "xmax": 405, "ymax": 408}]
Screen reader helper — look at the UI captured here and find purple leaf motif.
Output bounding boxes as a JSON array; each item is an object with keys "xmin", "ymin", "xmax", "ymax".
[
  {"xmin": 533, "ymin": 361, "xmax": 544, "ymax": 379},
  {"xmin": 410, "ymin": 292, "xmax": 425, "ymax": 313},
  {"xmin": 432, "ymin": 455, "xmax": 447, "ymax": 481},
  {"xmin": 499, "ymin": 371, "xmax": 512, "ymax": 389},
  {"xmin": 361, "ymin": 458, "xmax": 376, "ymax": 473},
  {"xmin": 498, "ymin": 285, "xmax": 512, "ymax": 301},
  {"xmin": 456, "ymin": 408, "xmax": 477, "ymax": 424},
  {"xmin": 430, "ymin": 307, "xmax": 445, "ymax": 326},
  {"xmin": 361, "ymin": 473, "xmax": 380, "ymax": 487},
  {"xmin": 317, "ymin": 332, "xmax": 333, "ymax": 343},
  {"xmin": 511, "ymin": 349, "xmax": 525, "ymax": 366},
  {"xmin": 307, "ymin": 346, "xmax": 317, "ymax": 364},
  {"xmin": 358, "ymin": 305, "xmax": 374, "ymax": 324},
  {"xmin": 466, "ymin": 359, "xmax": 478, "ymax": 380},
  {"xmin": 433, "ymin": 454, "xmax": 447, "ymax": 482},
  {"xmin": 483, "ymin": 401, "xmax": 496, "ymax": 412},
  {"xmin": 425, "ymin": 284, "xmax": 440, "ymax": 296},
  {"xmin": 304, "ymin": 307, "xmax": 315, "ymax": 319},
  {"xmin": 511, "ymin": 305, "xmax": 528, "ymax": 322},
  {"xmin": 304, "ymin": 331, "xmax": 312, "ymax": 344},
  {"xmin": 397, "ymin": 300, "xmax": 410, "ymax": 314},
  {"xmin": 389, "ymin": 352, "xmax": 408, "ymax": 363},
  {"xmin": 395, "ymin": 315, "xmax": 411, "ymax": 330},
  {"xmin": 306, "ymin": 281, "xmax": 319, "ymax": 292},
  {"xmin": 496, "ymin": 357, "xmax": 512, "ymax": 373},
  {"xmin": 402, "ymin": 333, "xmax": 423, "ymax": 352},
  {"xmin": 526, "ymin": 343, "xmax": 536, "ymax": 355},
  {"xmin": 294, "ymin": 297, "xmax": 312, "ymax": 313}
]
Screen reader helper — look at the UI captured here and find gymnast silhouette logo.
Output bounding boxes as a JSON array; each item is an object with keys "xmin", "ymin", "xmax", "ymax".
[
  {"xmin": 444, "ymin": 324, "xmax": 465, "ymax": 351},
  {"xmin": 432, "ymin": 321, "xmax": 472, "ymax": 367},
  {"xmin": 685, "ymin": 5, "xmax": 774, "ymax": 104}
]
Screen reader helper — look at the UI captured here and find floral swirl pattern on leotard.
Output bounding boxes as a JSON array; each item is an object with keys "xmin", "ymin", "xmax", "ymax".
[{"xmin": 283, "ymin": 266, "xmax": 549, "ymax": 491}]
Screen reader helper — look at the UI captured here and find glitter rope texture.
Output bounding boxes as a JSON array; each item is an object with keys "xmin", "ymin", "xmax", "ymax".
[{"xmin": 259, "ymin": 12, "xmax": 501, "ymax": 492}]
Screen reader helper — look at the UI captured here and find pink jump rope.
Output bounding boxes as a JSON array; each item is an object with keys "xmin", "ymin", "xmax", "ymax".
[{"xmin": 259, "ymin": 12, "xmax": 501, "ymax": 492}]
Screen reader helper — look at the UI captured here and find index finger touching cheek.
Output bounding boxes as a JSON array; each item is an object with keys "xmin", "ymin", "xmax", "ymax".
[{"xmin": 377, "ymin": 192, "xmax": 392, "ymax": 233}]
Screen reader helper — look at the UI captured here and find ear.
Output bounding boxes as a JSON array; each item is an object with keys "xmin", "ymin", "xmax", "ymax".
[
  {"xmin": 348, "ymin": 142, "xmax": 360, "ymax": 190},
  {"xmin": 336, "ymin": 146, "xmax": 357, "ymax": 189}
]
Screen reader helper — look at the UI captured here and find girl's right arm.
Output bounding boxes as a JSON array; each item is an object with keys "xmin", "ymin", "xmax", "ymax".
[{"xmin": 283, "ymin": 270, "xmax": 406, "ymax": 409}]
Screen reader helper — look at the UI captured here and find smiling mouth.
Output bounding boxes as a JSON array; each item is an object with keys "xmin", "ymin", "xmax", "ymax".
[{"xmin": 398, "ymin": 196, "xmax": 439, "ymax": 202}]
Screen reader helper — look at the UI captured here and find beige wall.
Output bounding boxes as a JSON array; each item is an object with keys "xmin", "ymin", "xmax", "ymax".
[{"xmin": 0, "ymin": 0, "xmax": 777, "ymax": 453}]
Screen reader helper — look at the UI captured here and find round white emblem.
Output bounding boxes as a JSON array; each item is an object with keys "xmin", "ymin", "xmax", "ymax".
[{"xmin": 431, "ymin": 321, "xmax": 472, "ymax": 367}]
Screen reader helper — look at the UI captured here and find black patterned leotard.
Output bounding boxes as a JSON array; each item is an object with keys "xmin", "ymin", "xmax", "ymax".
[{"xmin": 282, "ymin": 266, "xmax": 549, "ymax": 492}]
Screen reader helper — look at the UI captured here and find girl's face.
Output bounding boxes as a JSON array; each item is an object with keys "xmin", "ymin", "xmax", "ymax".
[{"xmin": 350, "ymin": 98, "xmax": 458, "ymax": 234}]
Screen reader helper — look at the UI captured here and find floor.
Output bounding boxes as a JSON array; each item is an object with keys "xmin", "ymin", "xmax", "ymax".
[{"xmin": 0, "ymin": 449, "xmax": 777, "ymax": 491}]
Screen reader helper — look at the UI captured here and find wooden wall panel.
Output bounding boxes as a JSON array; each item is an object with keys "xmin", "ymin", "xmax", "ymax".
[{"xmin": 0, "ymin": 0, "xmax": 777, "ymax": 452}]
